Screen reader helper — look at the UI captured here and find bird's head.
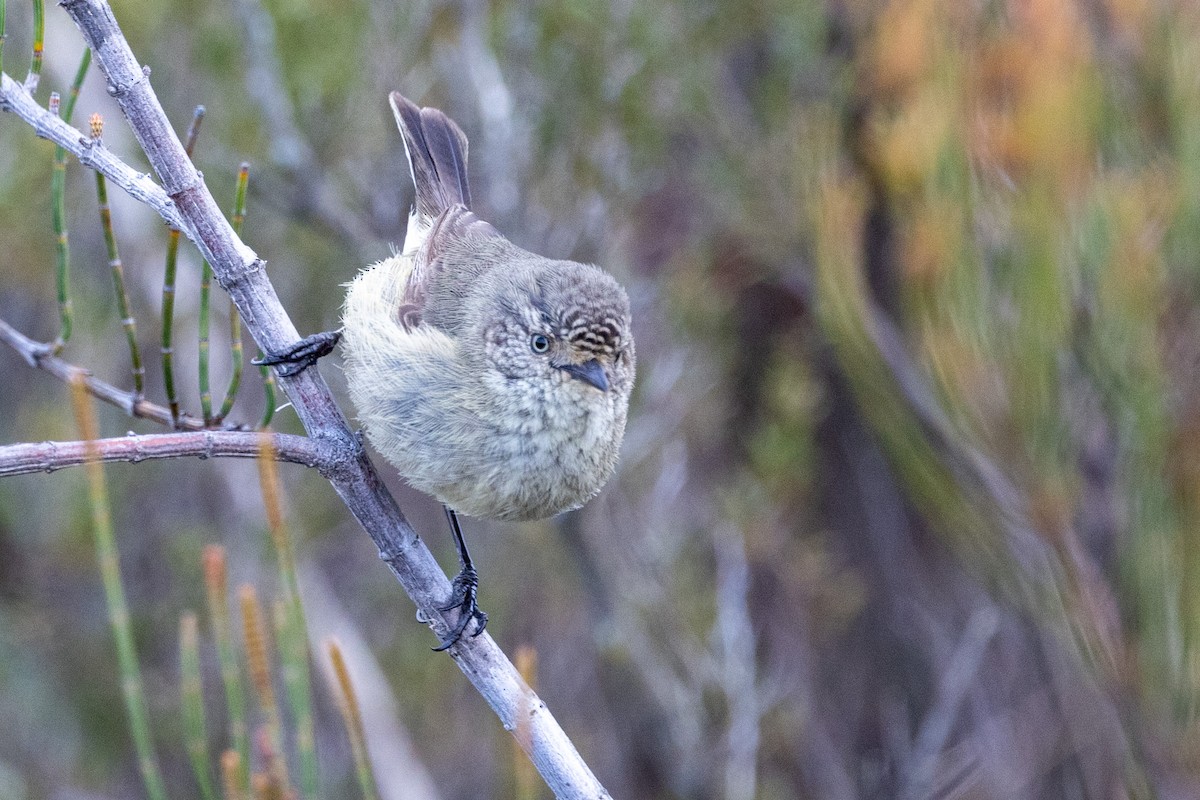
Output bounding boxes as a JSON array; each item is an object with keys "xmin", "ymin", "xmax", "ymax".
[{"xmin": 475, "ymin": 259, "xmax": 635, "ymax": 402}]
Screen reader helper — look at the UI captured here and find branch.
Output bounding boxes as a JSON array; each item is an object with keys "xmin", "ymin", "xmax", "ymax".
[
  {"xmin": 0, "ymin": 430, "xmax": 332, "ymax": 478},
  {"xmin": 10, "ymin": 1, "xmax": 611, "ymax": 795},
  {"xmin": 0, "ymin": 317, "xmax": 211, "ymax": 430},
  {"xmin": 0, "ymin": 71, "xmax": 186, "ymax": 232}
]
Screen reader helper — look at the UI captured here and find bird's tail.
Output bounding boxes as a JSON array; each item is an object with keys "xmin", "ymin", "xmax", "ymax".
[{"xmin": 389, "ymin": 91, "xmax": 472, "ymax": 222}]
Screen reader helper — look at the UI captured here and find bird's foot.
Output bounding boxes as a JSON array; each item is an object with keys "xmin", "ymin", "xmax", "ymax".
[
  {"xmin": 432, "ymin": 565, "xmax": 488, "ymax": 651},
  {"xmin": 253, "ymin": 329, "xmax": 342, "ymax": 377}
]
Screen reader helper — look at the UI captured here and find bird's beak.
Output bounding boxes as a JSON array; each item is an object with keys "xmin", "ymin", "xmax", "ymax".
[{"xmin": 557, "ymin": 358, "xmax": 609, "ymax": 392}]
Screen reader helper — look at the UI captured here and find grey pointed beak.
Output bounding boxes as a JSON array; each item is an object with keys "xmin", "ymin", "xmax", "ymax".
[{"xmin": 557, "ymin": 358, "xmax": 609, "ymax": 392}]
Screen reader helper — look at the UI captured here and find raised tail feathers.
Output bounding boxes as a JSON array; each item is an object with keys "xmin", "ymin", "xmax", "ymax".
[{"xmin": 389, "ymin": 91, "xmax": 472, "ymax": 221}]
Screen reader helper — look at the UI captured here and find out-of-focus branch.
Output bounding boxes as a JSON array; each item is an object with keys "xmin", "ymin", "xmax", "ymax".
[
  {"xmin": 713, "ymin": 523, "xmax": 761, "ymax": 800},
  {"xmin": 0, "ymin": 317, "xmax": 211, "ymax": 430},
  {"xmin": 0, "ymin": 431, "xmax": 332, "ymax": 478},
  {"xmin": 28, "ymin": 2, "xmax": 611, "ymax": 796}
]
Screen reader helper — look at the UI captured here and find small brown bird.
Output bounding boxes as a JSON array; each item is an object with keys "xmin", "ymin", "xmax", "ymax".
[{"xmin": 262, "ymin": 93, "xmax": 635, "ymax": 648}]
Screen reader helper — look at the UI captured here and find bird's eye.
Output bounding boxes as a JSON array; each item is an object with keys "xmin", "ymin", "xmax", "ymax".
[{"xmin": 530, "ymin": 333, "xmax": 551, "ymax": 353}]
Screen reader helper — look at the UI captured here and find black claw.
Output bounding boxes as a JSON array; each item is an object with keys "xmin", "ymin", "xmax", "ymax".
[
  {"xmin": 432, "ymin": 565, "xmax": 488, "ymax": 651},
  {"xmin": 254, "ymin": 329, "xmax": 342, "ymax": 377}
]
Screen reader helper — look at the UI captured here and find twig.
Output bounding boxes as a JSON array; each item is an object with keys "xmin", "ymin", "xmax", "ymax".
[
  {"xmin": 48, "ymin": 1, "xmax": 612, "ymax": 795},
  {"xmin": 0, "ymin": 430, "xmax": 333, "ymax": 478},
  {"xmin": 0, "ymin": 71, "xmax": 186, "ymax": 230},
  {"xmin": 0, "ymin": 316, "xmax": 211, "ymax": 430},
  {"xmin": 714, "ymin": 523, "xmax": 760, "ymax": 800}
]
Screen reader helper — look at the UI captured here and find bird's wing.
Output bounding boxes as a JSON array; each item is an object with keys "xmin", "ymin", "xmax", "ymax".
[{"xmin": 401, "ymin": 205, "xmax": 509, "ymax": 332}]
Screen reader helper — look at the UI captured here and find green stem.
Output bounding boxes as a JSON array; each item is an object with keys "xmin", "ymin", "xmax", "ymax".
[
  {"xmin": 161, "ymin": 234, "xmax": 181, "ymax": 424},
  {"xmin": 1, "ymin": 0, "xmax": 7, "ymax": 79},
  {"xmin": 26, "ymin": 0, "xmax": 42, "ymax": 92},
  {"xmin": 70, "ymin": 379, "xmax": 168, "ymax": 800},
  {"xmin": 94, "ymin": 127, "xmax": 144, "ymax": 394},
  {"xmin": 199, "ymin": 256, "xmax": 213, "ymax": 425},
  {"xmin": 163, "ymin": 106, "xmax": 206, "ymax": 427},
  {"xmin": 202, "ymin": 546, "xmax": 249, "ymax": 793},
  {"xmin": 217, "ymin": 164, "xmax": 250, "ymax": 423},
  {"xmin": 48, "ymin": 49, "xmax": 91, "ymax": 354},
  {"xmin": 50, "ymin": 92, "xmax": 70, "ymax": 352},
  {"xmin": 180, "ymin": 612, "xmax": 217, "ymax": 800},
  {"xmin": 258, "ymin": 364, "xmax": 278, "ymax": 429},
  {"xmin": 258, "ymin": 444, "xmax": 318, "ymax": 798}
]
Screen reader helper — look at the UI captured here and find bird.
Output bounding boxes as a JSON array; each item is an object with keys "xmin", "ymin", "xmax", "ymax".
[{"xmin": 259, "ymin": 92, "xmax": 635, "ymax": 649}]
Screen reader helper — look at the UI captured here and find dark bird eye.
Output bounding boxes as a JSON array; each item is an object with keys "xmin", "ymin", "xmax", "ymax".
[{"xmin": 530, "ymin": 333, "xmax": 551, "ymax": 353}]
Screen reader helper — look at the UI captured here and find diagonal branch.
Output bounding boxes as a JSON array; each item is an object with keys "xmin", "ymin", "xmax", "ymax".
[
  {"xmin": 0, "ymin": 1, "xmax": 610, "ymax": 796},
  {"xmin": 0, "ymin": 317, "xmax": 212, "ymax": 430},
  {"xmin": 0, "ymin": 430, "xmax": 334, "ymax": 478}
]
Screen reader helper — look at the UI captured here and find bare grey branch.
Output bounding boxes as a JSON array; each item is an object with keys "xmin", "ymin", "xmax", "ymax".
[
  {"xmin": 0, "ymin": 317, "xmax": 211, "ymax": 431},
  {"xmin": 0, "ymin": 431, "xmax": 333, "ymax": 478}
]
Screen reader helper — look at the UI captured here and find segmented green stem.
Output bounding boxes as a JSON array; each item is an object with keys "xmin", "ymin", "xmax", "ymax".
[
  {"xmin": 216, "ymin": 163, "xmax": 250, "ymax": 423},
  {"xmin": 92, "ymin": 116, "xmax": 145, "ymax": 394},
  {"xmin": 69, "ymin": 377, "xmax": 168, "ymax": 800},
  {"xmin": 49, "ymin": 91, "xmax": 70, "ymax": 352},
  {"xmin": 258, "ymin": 365, "xmax": 278, "ymax": 429},
  {"xmin": 202, "ymin": 547, "xmax": 249, "ymax": 792},
  {"xmin": 198, "ymin": 253, "xmax": 214, "ymax": 424},
  {"xmin": 181, "ymin": 611, "xmax": 218, "ymax": 800},
  {"xmin": 47, "ymin": 50, "xmax": 91, "ymax": 354},
  {"xmin": 25, "ymin": 0, "xmax": 42, "ymax": 92},
  {"xmin": 163, "ymin": 106, "xmax": 205, "ymax": 427},
  {"xmin": 1, "ymin": 0, "xmax": 7, "ymax": 80}
]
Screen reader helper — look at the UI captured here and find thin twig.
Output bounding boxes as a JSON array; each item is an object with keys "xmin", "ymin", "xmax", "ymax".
[
  {"xmin": 49, "ymin": 1, "xmax": 612, "ymax": 795},
  {"xmin": 0, "ymin": 430, "xmax": 333, "ymax": 478},
  {"xmin": 0, "ymin": 316, "xmax": 211, "ymax": 430}
]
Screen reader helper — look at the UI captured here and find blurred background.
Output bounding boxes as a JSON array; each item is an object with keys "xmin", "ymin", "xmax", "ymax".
[{"xmin": 2, "ymin": 0, "xmax": 1199, "ymax": 797}]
